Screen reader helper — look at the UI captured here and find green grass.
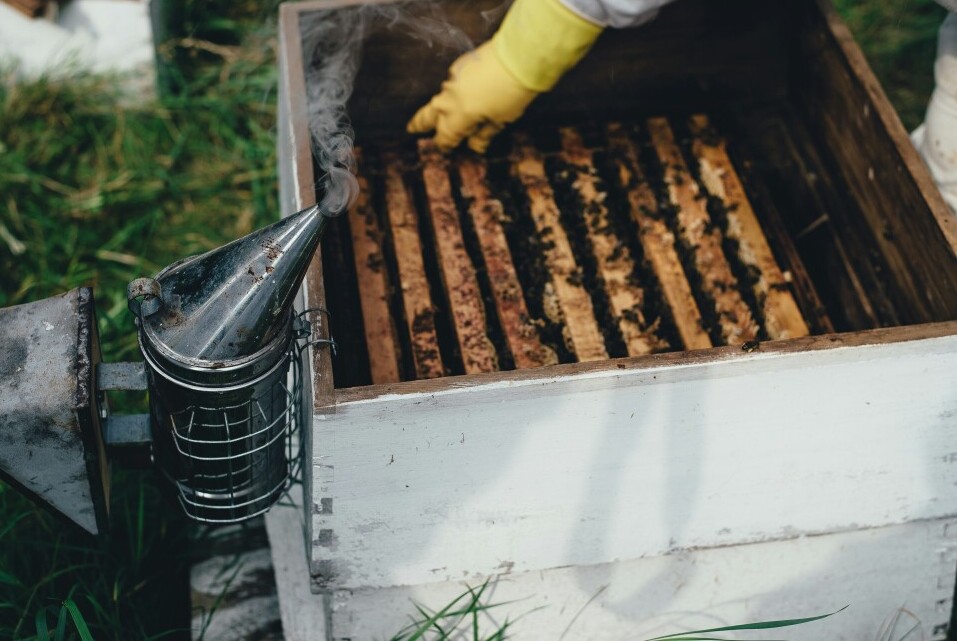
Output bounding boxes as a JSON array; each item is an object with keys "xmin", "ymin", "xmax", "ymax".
[
  {"xmin": 834, "ymin": 0, "xmax": 946, "ymax": 130},
  {"xmin": 0, "ymin": 1, "xmax": 947, "ymax": 638},
  {"xmin": 0, "ymin": 3, "xmax": 282, "ymax": 638},
  {"xmin": 388, "ymin": 581, "xmax": 517, "ymax": 641}
]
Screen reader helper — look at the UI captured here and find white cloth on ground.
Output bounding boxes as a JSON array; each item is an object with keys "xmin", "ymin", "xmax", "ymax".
[{"xmin": 912, "ymin": 12, "xmax": 957, "ymax": 214}]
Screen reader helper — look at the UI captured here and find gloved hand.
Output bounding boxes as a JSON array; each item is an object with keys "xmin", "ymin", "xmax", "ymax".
[
  {"xmin": 406, "ymin": 42, "xmax": 537, "ymax": 153},
  {"xmin": 407, "ymin": 0, "xmax": 603, "ymax": 153}
]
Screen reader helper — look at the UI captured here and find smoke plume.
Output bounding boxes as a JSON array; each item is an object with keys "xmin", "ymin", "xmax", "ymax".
[{"xmin": 300, "ymin": 1, "xmax": 479, "ymax": 216}]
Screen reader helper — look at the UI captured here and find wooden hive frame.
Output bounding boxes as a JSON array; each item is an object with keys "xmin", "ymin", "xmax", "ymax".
[
  {"xmin": 275, "ymin": 1, "xmax": 957, "ymax": 639},
  {"xmin": 332, "ymin": 118, "xmax": 819, "ymax": 383}
]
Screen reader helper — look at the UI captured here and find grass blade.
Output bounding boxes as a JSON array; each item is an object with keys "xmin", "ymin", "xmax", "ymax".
[
  {"xmin": 644, "ymin": 606, "xmax": 848, "ymax": 641},
  {"xmin": 647, "ymin": 637, "xmax": 784, "ymax": 641},
  {"xmin": 403, "ymin": 590, "xmax": 472, "ymax": 641},
  {"xmin": 63, "ymin": 599, "xmax": 94, "ymax": 641},
  {"xmin": 0, "ymin": 569, "xmax": 22, "ymax": 587},
  {"xmin": 53, "ymin": 602, "xmax": 68, "ymax": 641},
  {"xmin": 34, "ymin": 605, "xmax": 50, "ymax": 641},
  {"xmin": 0, "ymin": 511, "xmax": 31, "ymax": 540}
]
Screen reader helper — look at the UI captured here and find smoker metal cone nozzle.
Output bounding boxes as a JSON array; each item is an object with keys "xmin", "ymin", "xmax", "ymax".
[{"xmin": 128, "ymin": 203, "xmax": 332, "ymax": 378}]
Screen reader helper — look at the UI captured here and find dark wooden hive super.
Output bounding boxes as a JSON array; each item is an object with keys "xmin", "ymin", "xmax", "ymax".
[{"xmin": 282, "ymin": 0, "xmax": 957, "ymax": 397}]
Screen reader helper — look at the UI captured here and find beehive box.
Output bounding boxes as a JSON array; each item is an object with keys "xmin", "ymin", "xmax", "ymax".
[{"xmin": 272, "ymin": 0, "xmax": 957, "ymax": 638}]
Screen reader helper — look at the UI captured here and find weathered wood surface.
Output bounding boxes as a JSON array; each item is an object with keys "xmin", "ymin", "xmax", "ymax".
[
  {"xmin": 265, "ymin": 504, "xmax": 324, "ymax": 641},
  {"xmin": 276, "ymin": 496, "xmax": 957, "ymax": 639},
  {"xmin": 606, "ymin": 123, "xmax": 712, "ymax": 351},
  {"xmin": 688, "ymin": 114, "xmax": 809, "ymax": 340},
  {"xmin": 457, "ymin": 155, "xmax": 557, "ymax": 369},
  {"xmin": 311, "ymin": 325, "xmax": 957, "ymax": 590},
  {"xmin": 418, "ymin": 140, "xmax": 499, "ymax": 374},
  {"xmin": 348, "ymin": 151, "xmax": 401, "ymax": 384},
  {"xmin": 278, "ymin": 4, "xmax": 334, "ymax": 413},
  {"xmin": 298, "ymin": 518, "xmax": 955, "ymax": 640},
  {"xmin": 381, "ymin": 151, "xmax": 444, "ymax": 379},
  {"xmin": 511, "ymin": 135, "xmax": 608, "ymax": 362},
  {"xmin": 794, "ymin": 0, "xmax": 957, "ymax": 322},
  {"xmin": 559, "ymin": 127, "xmax": 668, "ymax": 356},
  {"xmin": 648, "ymin": 117, "xmax": 759, "ymax": 345},
  {"xmin": 334, "ymin": 321, "xmax": 957, "ymax": 401},
  {"xmin": 191, "ymin": 518, "xmax": 283, "ymax": 641},
  {"xmin": 738, "ymin": 111, "xmax": 885, "ymax": 331},
  {"xmin": 295, "ymin": 0, "xmax": 789, "ymax": 137}
]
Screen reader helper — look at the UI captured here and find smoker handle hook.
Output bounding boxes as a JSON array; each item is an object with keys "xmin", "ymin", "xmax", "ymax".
[
  {"xmin": 295, "ymin": 307, "xmax": 338, "ymax": 357},
  {"xmin": 300, "ymin": 337, "xmax": 338, "ymax": 358},
  {"xmin": 127, "ymin": 278, "xmax": 163, "ymax": 318},
  {"xmin": 297, "ymin": 306, "xmax": 332, "ymax": 324}
]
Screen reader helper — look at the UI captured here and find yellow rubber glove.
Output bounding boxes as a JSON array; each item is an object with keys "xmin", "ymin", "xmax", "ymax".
[
  {"xmin": 407, "ymin": 0, "xmax": 603, "ymax": 153},
  {"xmin": 406, "ymin": 41, "xmax": 537, "ymax": 154}
]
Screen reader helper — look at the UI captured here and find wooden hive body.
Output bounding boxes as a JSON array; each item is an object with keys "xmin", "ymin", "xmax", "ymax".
[{"xmin": 272, "ymin": 0, "xmax": 957, "ymax": 638}]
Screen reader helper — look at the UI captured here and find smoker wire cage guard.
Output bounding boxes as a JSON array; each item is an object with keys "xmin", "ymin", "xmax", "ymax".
[
  {"xmin": 148, "ymin": 327, "xmax": 305, "ymax": 524},
  {"xmin": 136, "ymin": 310, "xmax": 310, "ymax": 524}
]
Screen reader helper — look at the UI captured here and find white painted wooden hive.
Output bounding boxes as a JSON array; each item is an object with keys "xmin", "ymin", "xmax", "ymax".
[{"xmin": 273, "ymin": 0, "xmax": 957, "ymax": 639}]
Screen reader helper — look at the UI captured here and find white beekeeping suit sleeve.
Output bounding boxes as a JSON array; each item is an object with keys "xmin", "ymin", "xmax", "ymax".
[
  {"xmin": 559, "ymin": 0, "xmax": 679, "ymax": 28},
  {"xmin": 912, "ymin": 11, "xmax": 957, "ymax": 214}
]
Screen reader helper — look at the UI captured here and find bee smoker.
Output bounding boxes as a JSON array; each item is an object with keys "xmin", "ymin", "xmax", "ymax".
[
  {"xmin": 0, "ymin": 203, "xmax": 335, "ymax": 533},
  {"xmin": 127, "ymin": 204, "xmax": 331, "ymax": 524}
]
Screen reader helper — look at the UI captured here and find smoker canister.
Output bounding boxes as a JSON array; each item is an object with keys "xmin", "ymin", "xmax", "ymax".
[{"xmin": 128, "ymin": 205, "xmax": 330, "ymax": 523}]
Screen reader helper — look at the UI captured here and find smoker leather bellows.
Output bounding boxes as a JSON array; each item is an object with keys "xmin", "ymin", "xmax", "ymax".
[{"xmin": 128, "ymin": 204, "xmax": 330, "ymax": 523}]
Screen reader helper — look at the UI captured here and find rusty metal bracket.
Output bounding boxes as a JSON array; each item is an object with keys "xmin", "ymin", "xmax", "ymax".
[
  {"xmin": 104, "ymin": 413, "xmax": 152, "ymax": 469},
  {"xmin": 97, "ymin": 362, "xmax": 151, "ymax": 466}
]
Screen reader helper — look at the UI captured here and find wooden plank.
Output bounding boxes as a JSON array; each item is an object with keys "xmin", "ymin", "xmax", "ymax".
[
  {"xmin": 792, "ymin": 0, "xmax": 957, "ymax": 323},
  {"xmin": 277, "ymin": 8, "xmax": 325, "ymax": 572},
  {"xmin": 418, "ymin": 140, "xmax": 499, "ymax": 374},
  {"xmin": 605, "ymin": 123, "xmax": 712, "ymax": 351},
  {"xmin": 336, "ymin": 320, "xmax": 957, "ymax": 402},
  {"xmin": 381, "ymin": 151, "xmax": 444, "ymax": 379},
  {"xmin": 647, "ymin": 117, "xmax": 759, "ymax": 346},
  {"xmin": 283, "ymin": 517, "xmax": 957, "ymax": 641},
  {"xmin": 511, "ymin": 135, "xmax": 608, "ymax": 362},
  {"xmin": 278, "ymin": 3, "xmax": 334, "ymax": 412},
  {"xmin": 191, "ymin": 518, "xmax": 282, "ymax": 641},
  {"xmin": 266, "ymin": 505, "xmax": 326, "ymax": 640},
  {"xmin": 688, "ymin": 115, "xmax": 809, "ymax": 341},
  {"xmin": 348, "ymin": 150, "xmax": 401, "ymax": 384},
  {"xmin": 313, "ymin": 329, "xmax": 957, "ymax": 591},
  {"xmin": 737, "ymin": 109, "xmax": 880, "ymax": 332},
  {"xmin": 558, "ymin": 127, "xmax": 668, "ymax": 357},
  {"xmin": 457, "ymin": 155, "xmax": 557, "ymax": 370}
]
